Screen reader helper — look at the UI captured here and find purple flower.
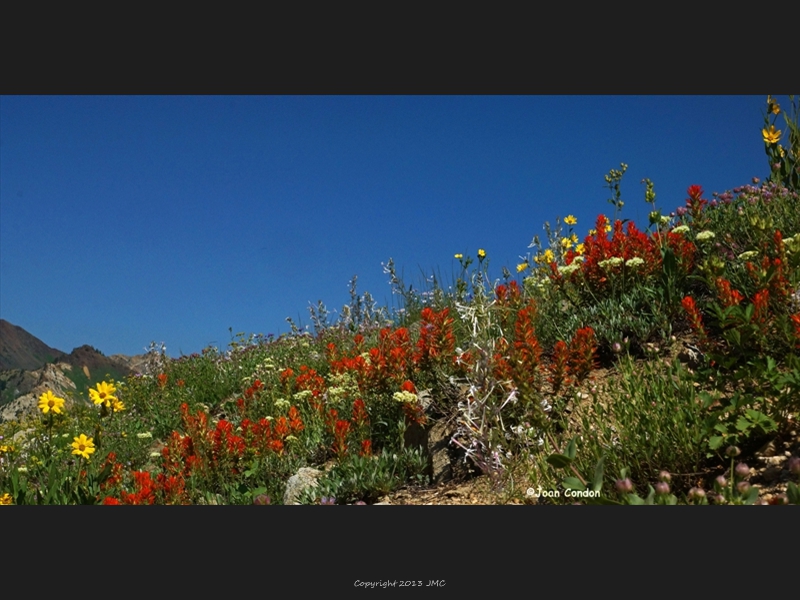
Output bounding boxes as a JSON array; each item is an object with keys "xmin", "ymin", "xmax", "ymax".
[{"xmin": 676, "ymin": 206, "xmax": 687, "ymax": 217}]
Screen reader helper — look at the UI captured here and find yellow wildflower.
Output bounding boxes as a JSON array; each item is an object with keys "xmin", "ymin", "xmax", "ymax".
[
  {"xmin": 542, "ymin": 249, "xmax": 555, "ymax": 263},
  {"xmin": 576, "ymin": 243, "xmax": 585, "ymax": 255},
  {"xmin": 564, "ymin": 215, "xmax": 577, "ymax": 225},
  {"xmin": 38, "ymin": 390, "xmax": 65, "ymax": 414},
  {"xmin": 560, "ymin": 237, "xmax": 572, "ymax": 249},
  {"xmin": 767, "ymin": 95, "xmax": 780, "ymax": 115},
  {"xmin": 454, "ymin": 253, "xmax": 463, "ymax": 259},
  {"xmin": 762, "ymin": 125, "xmax": 782, "ymax": 145},
  {"xmin": 0, "ymin": 493, "xmax": 13, "ymax": 505},
  {"xmin": 111, "ymin": 398, "xmax": 125, "ymax": 412},
  {"xmin": 477, "ymin": 248, "xmax": 486, "ymax": 260},
  {"xmin": 89, "ymin": 381, "xmax": 117, "ymax": 408},
  {"xmin": 604, "ymin": 224, "xmax": 612, "ymax": 233},
  {"xmin": 588, "ymin": 229, "xmax": 597, "ymax": 236},
  {"xmin": 570, "ymin": 233, "xmax": 579, "ymax": 244},
  {"xmin": 516, "ymin": 262, "xmax": 529, "ymax": 273},
  {"xmin": 71, "ymin": 434, "xmax": 96, "ymax": 460}
]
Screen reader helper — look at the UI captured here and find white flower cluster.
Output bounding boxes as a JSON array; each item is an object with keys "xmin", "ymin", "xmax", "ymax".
[
  {"xmin": 695, "ymin": 230, "xmax": 716, "ymax": 242},
  {"xmin": 598, "ymin": 256, "xmax": 624, "ymax": 269},
  {"xmin": 557, "ymin": 264, "xmax": 581, "ymax": 276},
  {"xmin": 392, "ymin": 390, "xmax": 418, "ymax": 404}
]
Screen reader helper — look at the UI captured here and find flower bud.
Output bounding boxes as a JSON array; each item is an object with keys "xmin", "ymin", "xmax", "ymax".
[
  {"xmin": 715, "ymin": 475, "xmax": 728, "ymax": 488},
  {"xmin": 787, "ymin": 456, "xmax": 800, "ymax": 476},
  {"xmin": 736, "ymin": 481, "xmax": 751, "ymax": 495},
  {"xmin": 658, "ymin": 470, "xmax": 671, "ymax": 483},
  {"xmin": 688, "ymin": 487, "xmax": 706, "ymax": 502},
  {"xmin": 615, "ymin": 478, "xmax": 633, "ymax": 494},
  {"xmin": 725, "ymin": 446, "xmax": 741, "ymax": 458},
  {"xmin": 734, "ymin": 462, "xmax": 750, "ymax": 480},
  {"xmin": 655, "ymin": 481, "xmax": 670, "ymax": 495}
]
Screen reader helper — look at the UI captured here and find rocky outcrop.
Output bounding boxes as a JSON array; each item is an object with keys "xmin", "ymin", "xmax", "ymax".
[{"xmin": 0, "ymin": 363, "xmax": 78, "ymax": 423}]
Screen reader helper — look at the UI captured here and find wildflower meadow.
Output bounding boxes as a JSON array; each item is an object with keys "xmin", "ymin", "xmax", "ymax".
[{"xmin": 1, "ymin": 96, "xmax": 799, "ymax": 505}]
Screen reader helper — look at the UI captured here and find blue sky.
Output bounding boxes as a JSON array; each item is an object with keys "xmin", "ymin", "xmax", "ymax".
[{"xmin": 0, "ymin": 95, "xmax": 780, "ymax": 358}]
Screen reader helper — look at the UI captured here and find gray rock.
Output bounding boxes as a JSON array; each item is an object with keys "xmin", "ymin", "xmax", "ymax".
[{"xmin": 283, "ymin": 467, "xmax": 323, "ymax": 505}]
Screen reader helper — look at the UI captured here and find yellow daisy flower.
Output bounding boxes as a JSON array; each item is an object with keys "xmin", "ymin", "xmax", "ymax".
[
  {"xmin": 576, "ymin": 243, "xmax": 585, "ymax": 255},
  {"xmin": 38, "ymin": 390, "xmax": 65, "ymax": 414},
  {"xmin": 588, "ymin": 229, "xmax": 597, "ymax": 236},
  {"xmin": 111, "ymin": 398, "xmax": 125, "ymax": 412},
  {"xmin": 454, "ymin": 253, "xmax": 463, "ymax": 259},
  {"xmin": 762, "ymin": 125, "xmax": 782, "ymax": 145},
  {"xmin": 477, "ymin": 248, "xmax": 486, "ymax": 260},
  {"xmin": 564, "ymin": 215, "xmax": 577, "ymax": 225},
  {"xmin": 542, "ymin": 249, "xmax": 555, "ymax": 263},
  {"xmin": 516, "ymin": 262, "xmax": 529, "ymax": 273},
  {"xmin": 71, "ymin": 434, "xmax": 95, "ymax": 460},
  {"xmin": 560, "ymin": 237, "xmax": 572, "ymax": 249},
  {"xmin": 570, "ymin": 233, "xmax": 579, "ymax": 244},
  {"xmin": 89, "ymin": 381, "xmax": 117, "ymax": 408},
  {"xmin": 0, "ymin": 493, "xmax": 13, "ymax": 505}
]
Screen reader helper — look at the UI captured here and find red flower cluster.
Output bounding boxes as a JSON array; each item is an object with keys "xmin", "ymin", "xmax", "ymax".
[
  {"xmin": 682, "ymin": 296, "xmax": 708, "ymax": 346},
  {"xmin": 790, "ymin": 314, "xmax": 800, "ymax": 346},
  {"xmin": 495, "ymin": 281, "xmax": 522, "ymax": 307},
  {"xmin": 103, "ymin": 470, "xmax": 188, "ymax": 505},
  {"xmin": 414, "ymin": 307, "xmax": 456, "ymax": 369},
  {"xmin": 575, "ymin": 215, "xmax": 662, "ymax": 293},
  {"xmin": 685, "ymin": 185, "xmax": 708, "ymax": 225},
  {"xmin": 569, "ymin": 327, "xmax": 597, "ymax": 383},
  {"xmin": 548, "ymin": 340, "xmax": 570, "ymax": 394},
  {"xmin": 715, "ymin": 278, "xmax": 745, "ymax": 308},
  {"xmin": 282, "ymin": 366, "xmax": 327, "ymax": 411}
]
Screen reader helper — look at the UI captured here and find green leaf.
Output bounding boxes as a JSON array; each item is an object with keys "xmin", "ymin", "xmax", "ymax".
[
  {"xmin": 592, "ymin": 456, "xmax": 605, "ymax": 493},
  {"xmin": 787, "ymin": 482, "xmax": 800, "ymax": 505},
  {"xmin": 565, "ymin": 437, "xmax": 577, "ymax": 460},
  {"xmin": 735, "ymin": 416, "xmax": 752, "ymax": 432},
  {"xmin": 627, "ymin": 494, "xmax": 645, "ymax": 505},
  {"xmin": 587, "ymin": 496, "xmax": 622, "ymax": 505},
  {"xmin": 562, "ymin": 477, "xmax": 586, "ymax": 491},
  {"xmin": 742, "ymin": 485, "xmax": 760, "ymax": 505},
  {"xmin": 546, "ymin": 453, "xmax": 573, "ymax": 469}
]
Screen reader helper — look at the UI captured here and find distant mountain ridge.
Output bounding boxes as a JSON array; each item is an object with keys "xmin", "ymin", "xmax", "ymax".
[
  {"xmin": 0, "ymin": 319, "xmax": 151, "ymax": 422},
  {"xmin": 0, "ymin": 319, "xmax": 67, "ymax": 371}
]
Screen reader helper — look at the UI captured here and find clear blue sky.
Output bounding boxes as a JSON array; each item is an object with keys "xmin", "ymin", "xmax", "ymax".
[{"xmin": 0, "ymin": 95, "xmax": 779, "ymax": 358}]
